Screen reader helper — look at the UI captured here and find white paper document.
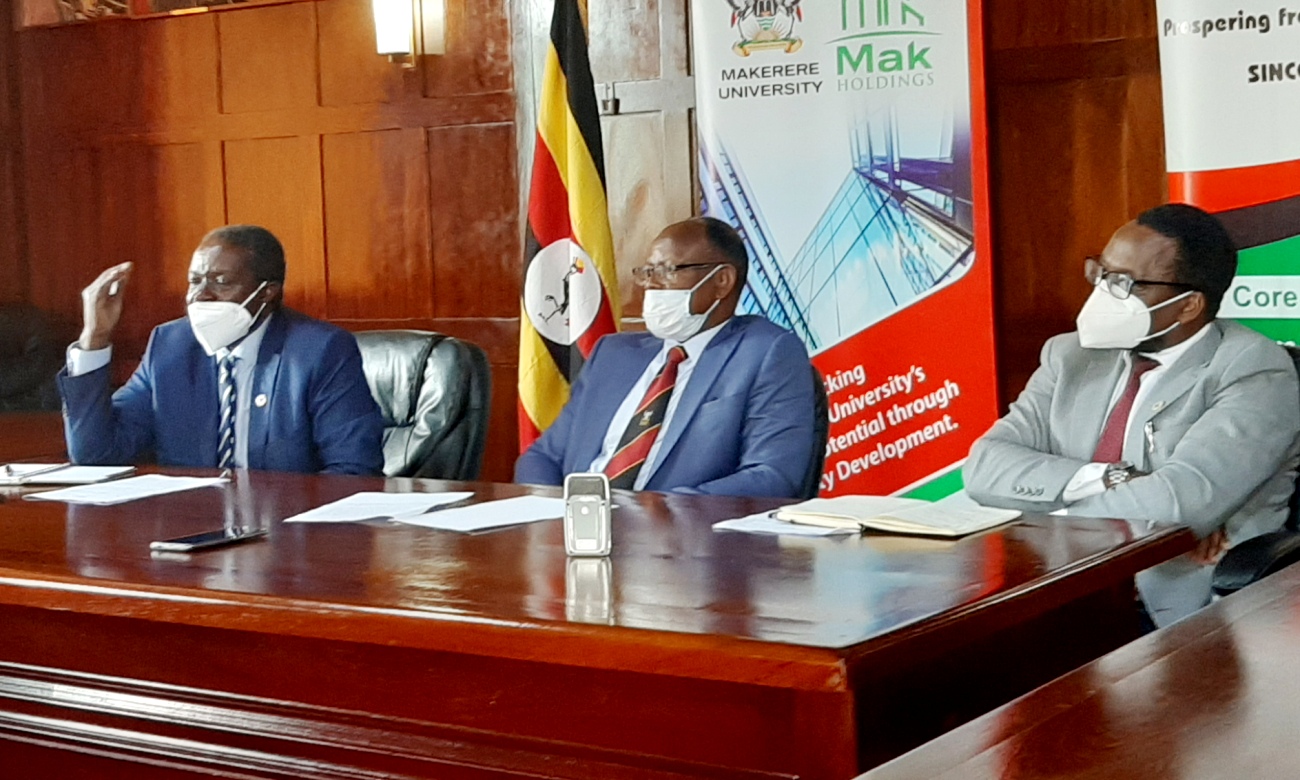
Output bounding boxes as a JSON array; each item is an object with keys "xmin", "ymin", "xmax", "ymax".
[
  {"xmin": 26, "ymin": 474, "xmax": 227, "ymax": 505},
  {"xmin": 392, "ymin": 495, "xmax": 566, "ymax": 533},
  {"xmin": 713, "ymin": 511, "xmax": 857, "ymax": 537},
  {"xmin": 283, "ymin": 491, "xmax": 475, "ymax": 524},
  {"xmin": 0, "ymin": 464, "xmax": 135, "ymax": 486}
]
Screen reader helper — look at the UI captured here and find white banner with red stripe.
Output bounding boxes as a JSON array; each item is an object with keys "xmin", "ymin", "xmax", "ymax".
[{"xmin": 1156, "ymin": 1, "xmax": 1300, "ymax": 340}]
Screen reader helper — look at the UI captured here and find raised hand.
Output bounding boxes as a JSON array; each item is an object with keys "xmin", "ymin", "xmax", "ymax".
[{"xmin": 79, "ymin": 262, "xmax": 134, "ymax": 351}]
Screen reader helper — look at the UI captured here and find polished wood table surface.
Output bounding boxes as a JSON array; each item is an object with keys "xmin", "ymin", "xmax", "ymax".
[
  {"xmin": 860, "ymin": 552, "xmax": 1300, "ymax": 780},
  {"xmin": 0, "ymin": 411, "xmax": 65, "ymax": 462},
  {"xmin": 0, "ymin": 470, "xmax": 1194, "ymax": 779}
]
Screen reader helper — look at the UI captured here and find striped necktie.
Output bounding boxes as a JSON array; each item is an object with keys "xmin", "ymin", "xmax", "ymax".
[
  {"xmin": 217, "ymin": 353, "xmax": 237, "ymax": 469},
  {"xmin": 605, "ymin": 346, "xmax": 688, "ymax": 490}
]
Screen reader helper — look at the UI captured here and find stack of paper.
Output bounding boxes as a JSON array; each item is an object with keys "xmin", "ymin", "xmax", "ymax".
[
  {"xmin": 391, "ymin": 495, "xmax": 566, "ymax": 533},
  {"xmin": 0, "ymin": 464, "xmax": 134, "ymax": 486},
  {"xmin": 283, "ymin": 492, "xmax": 474, "ymax": 523},
  {"xmin": 26, "ymin": 475, "xmax": 227, "ymax": 505},
  {"xmin": 713, "ymin": 511, "xmax": 856, "ymax": 537}
]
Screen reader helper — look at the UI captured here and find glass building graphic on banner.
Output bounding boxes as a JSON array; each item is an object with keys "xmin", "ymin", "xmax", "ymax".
[{"xmin": 701, "ymin": 105, "xmax": 976, "ymax": 354}]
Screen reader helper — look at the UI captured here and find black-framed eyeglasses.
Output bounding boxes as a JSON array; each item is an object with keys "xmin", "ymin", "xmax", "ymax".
[
  {"xmin": 1084, "ymin": 256, "xmax": 1198, "ymax": 300},
  {"xmin": 631, "ymin": 262, "xmax": 719, "ymax": 288}
]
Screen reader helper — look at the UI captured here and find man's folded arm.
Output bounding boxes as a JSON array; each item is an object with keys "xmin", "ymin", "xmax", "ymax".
[
  {"xmin": 964, "ymin": 337, "xmax": 1087, "ymax": 511},
  {"xmin": 58, "ymin": 338, "xmax": 157, "ymax": 466},
  {"xmin": 1066, "ymin": 361, "xmax": 1300, "ymax": 537},
  {"xmin": 672, "ymin": 331, "xmax": 814, "ymax": 498}
]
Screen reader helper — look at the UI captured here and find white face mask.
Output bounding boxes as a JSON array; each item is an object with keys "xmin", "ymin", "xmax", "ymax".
[
  {"xmin": 188, "ymin": 281, "xmax": 268, "ymax": 356},
  {"xmin": 1076, "ymin": 285, "xmax": 1193, "ymax": 350},
  {"xmin": 642, "ymin": 265, "xmax": 723, "ymax": 342}
]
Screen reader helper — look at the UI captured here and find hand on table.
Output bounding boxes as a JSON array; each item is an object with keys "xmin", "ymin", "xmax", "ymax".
[{"xmin": 1190, "ymin": 528, "xmax": 1230, "ymax": 566}]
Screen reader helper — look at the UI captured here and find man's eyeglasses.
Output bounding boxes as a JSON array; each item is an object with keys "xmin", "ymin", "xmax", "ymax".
[
  {"xmin": 631, "ymin": 262, "xmax": 719, "ymax": 288},
  {"xmin": 1084, "ymin": 256, "xmax": 1197, "ymax": 300}
]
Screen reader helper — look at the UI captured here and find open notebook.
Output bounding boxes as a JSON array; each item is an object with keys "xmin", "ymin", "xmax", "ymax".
[
  {"xmin": 774, "ymin": 494, "xmax": 1020, "ymax": 538},
  {"xmin": 0, "ymin": 464, "xmax": 135, "ymax": 486}
]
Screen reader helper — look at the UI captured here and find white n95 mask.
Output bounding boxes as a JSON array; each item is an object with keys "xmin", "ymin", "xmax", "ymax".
[
  {"xmin": 642, "ymin": 265, "xmax": 723, "ymax": 342},
  {"xmin": 188, "ymin": 281, "xmax": 268, "ymax": 356},
  {"xmin": 1076, "ymin": 286, "xmax": 1192, "ymax": 350}
]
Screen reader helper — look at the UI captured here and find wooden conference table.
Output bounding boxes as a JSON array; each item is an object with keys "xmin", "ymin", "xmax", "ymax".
[
  {"xmin": 0, "ymin": 411, "xmax": 64, "ymax": 462},
  {"xmin": 0, "ymin": 470, "xmax": 1194, "ymax": 779},
  {"xmin": 859, "ymin": 550, "xmax": 1300, "ymax": 780}
]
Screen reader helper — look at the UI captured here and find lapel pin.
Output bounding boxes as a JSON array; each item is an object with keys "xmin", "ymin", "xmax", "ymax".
[
  {"xmin": 1152, "ymin": 401, "xmax": 1166, "ymax": 412},
  {"xmin": 254, "ymin": 393, "xmax": 269, "ymax": 408}
]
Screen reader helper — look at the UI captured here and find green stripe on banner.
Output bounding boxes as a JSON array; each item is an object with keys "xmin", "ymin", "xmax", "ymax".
[
  {"xmin": 1230, "ymin": 319, "xmax": 1300, "ymax": 345},
  {"xmin": 902, "ymin": 468, "xmax": 964, "ymax": 501},
  {"xmin": 1237, "ymin": 233, "xmax": 1300, "ymax": 276}
]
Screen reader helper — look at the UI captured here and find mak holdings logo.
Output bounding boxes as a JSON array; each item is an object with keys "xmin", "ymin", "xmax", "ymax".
[
  {"xmin": 727, "ymin": 0, "xmax": 804, "ymax": 56},
  {"xmin": 835, "ymin": 0, "xmax": 933, "ymax": 75}
]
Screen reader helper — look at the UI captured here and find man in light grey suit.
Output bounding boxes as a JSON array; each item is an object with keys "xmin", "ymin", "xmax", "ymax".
[{"xmin": 965, "ymin": 203, "xmax": 1300, "ymax": 627}]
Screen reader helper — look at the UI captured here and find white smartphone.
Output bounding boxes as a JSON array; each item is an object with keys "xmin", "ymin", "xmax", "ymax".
[
  {"xmin": 563, "ymin": 473, "xmax": 611, "ymax": 556},
  {"xmin": 149, "ymin": 527, "xmax": 267, "ymax": 553}
]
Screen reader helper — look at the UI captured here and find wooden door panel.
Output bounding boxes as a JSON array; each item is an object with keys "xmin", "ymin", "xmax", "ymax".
[
  {"xmin": 427, "ymin": 122, "xmax": 519, "ymax": 319},
  {"xmin": 224, "ymin": 137, "xmax": 328, "ymax": 317},
  {"xmin": 322, "ymin": 128, "xmax": 434, "ymax": 320},
  {"xmin": 217, "ymin": 3, "xmax": 319, "ymax": 115}
]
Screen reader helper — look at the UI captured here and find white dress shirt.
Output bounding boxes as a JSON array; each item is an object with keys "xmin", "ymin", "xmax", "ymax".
[
  {"xmin": 67, "ymin": 315, "xmax": 273, "ymax": 469},
  {"xmin": 1061, "ymin": 322, "xmax": 1213, "ymax": 502},
  {"xmin": 588, "ymin": 321, "xmax": 727, "ymax": 489}
]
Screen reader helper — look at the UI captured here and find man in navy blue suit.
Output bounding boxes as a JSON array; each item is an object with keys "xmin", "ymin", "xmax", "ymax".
[
  {"xmin": 59, "ymin": 225, "xmax": 384, "ymax": 475},
  {"xmin": 515, "ymin": 217, "xmax": 817, "ymax": 497}
]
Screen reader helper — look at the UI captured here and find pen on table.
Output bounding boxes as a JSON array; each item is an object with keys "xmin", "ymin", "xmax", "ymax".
[
  {"xmin": 12, "ymin": 462, "xmax": 71, "ymax": 482},
  {"xmin": 407, "ymin": 495, "xmax": 477, "ymax": 517}
]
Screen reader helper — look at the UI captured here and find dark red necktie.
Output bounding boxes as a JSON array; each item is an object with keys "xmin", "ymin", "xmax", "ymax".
[
  {"xmin": 1092, "ymin": 356, "xmax": 1159, "ymax": 463},
  {"xmin": 605, "ymin": 346, "xmax": 688, "ymax": 489}
]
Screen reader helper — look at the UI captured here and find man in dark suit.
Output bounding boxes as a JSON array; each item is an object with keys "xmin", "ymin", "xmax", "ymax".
[
  {"xmin": 515, "ymin": 217, "xmax": 817, "ymax": 497},
  {"xmin": 59, "ymin": 225, "xmax": 384, "ymax": 475}
]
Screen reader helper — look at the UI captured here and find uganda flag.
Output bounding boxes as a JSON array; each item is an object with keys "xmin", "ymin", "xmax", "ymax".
[{"xmin": 518, "ymin": 0, "xmax": 619, "ymax": 451}]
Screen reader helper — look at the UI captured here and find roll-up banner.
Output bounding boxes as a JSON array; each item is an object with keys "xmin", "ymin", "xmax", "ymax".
[
  {"xmin": 1156, "ymin": 1, "xmax": 1300, "ymax": 341},
  {"xmin": 690, "ymin": 0, "xmax": 998, "ymax": 497}
]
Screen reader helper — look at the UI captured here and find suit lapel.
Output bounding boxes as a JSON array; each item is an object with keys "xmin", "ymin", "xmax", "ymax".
[
  {"xmin": 1123, "ymin": 322, "xmax": 1222, "ymax": 462},
  {"xmin": 643, "ymin": 318, "xmax": 743, "ymax": 482},
  {"xmin": 1074, "ymin": 348, "xmax": 1126, "ymax": 456},
  {"xmin": 187, "ymin": 342, "xmax": 220, "ymax": 467},
  {"xmin": 246, "ymin": 314, "xmax": 287, "ymax": 470}
]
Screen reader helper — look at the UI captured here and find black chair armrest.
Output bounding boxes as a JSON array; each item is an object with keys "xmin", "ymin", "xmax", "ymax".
[{"xmin": 1212, "ymin": 531, "xmax": 1300, "ymax": 597}]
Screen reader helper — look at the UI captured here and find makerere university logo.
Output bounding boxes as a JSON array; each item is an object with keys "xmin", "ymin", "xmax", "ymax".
[{"xmin": 728, "ymin": 0, "xmax": 804, "ymax": 56}]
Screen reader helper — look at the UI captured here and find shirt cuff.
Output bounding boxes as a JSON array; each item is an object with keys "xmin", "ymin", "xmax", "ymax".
[
  {"xmin": 66, "ymin": 343, "xmax": 112, "ymax": 377},
  {"xmin": 1062, "ymin": 462, "xmax": 1108, "ymax": 503}
]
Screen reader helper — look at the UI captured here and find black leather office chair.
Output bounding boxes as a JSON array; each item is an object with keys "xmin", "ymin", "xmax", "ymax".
[
  {"xmin": 1212, "ymin": 346, "xmax": 1300, "ymax": 597},
  {"xmin": 0, "ymin": 304, "xmax": 63, "ymax": 412},
  {"xmin": 354, "ymin": 330, "xmax": 491, "ymax": 481},
  {"xmin": 799, "ymin": 366, "xmax": 829, "ymax": 499}
]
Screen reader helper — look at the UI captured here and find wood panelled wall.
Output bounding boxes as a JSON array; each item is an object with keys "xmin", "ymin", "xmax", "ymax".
[
  {"xmin": 0, "ymin": 0, "xmax": 22, "ymax": 304},
  {"xmin": 2, "ymin": 0, "xmax": 1168, "ymax": 479},
  {"xmin": 15, "ymin": 0, "xmax": 523, "ymax": 480},
  {"xmin": 984, "ymin": 0, "xmax": 1166, "ymax": 400}
]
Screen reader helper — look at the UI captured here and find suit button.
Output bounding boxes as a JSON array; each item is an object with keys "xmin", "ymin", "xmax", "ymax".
[{"xmin": 254, "ymin": 393, "xmax": 268, "ymax": 408}]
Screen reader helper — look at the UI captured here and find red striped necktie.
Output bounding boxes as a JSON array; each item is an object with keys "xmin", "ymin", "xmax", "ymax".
[
  {"xmin": 1091, "ymin": 355, "xmax": 1159, "ymax": 463},
  {"xmin": 605, "ymin": 346, "xmax": 688, "ymax": 489}
]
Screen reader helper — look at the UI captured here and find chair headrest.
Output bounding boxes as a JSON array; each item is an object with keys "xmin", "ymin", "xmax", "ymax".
[{"xmin": 355, "ymin": 331, "xmax": 441, "ymax": 427}]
